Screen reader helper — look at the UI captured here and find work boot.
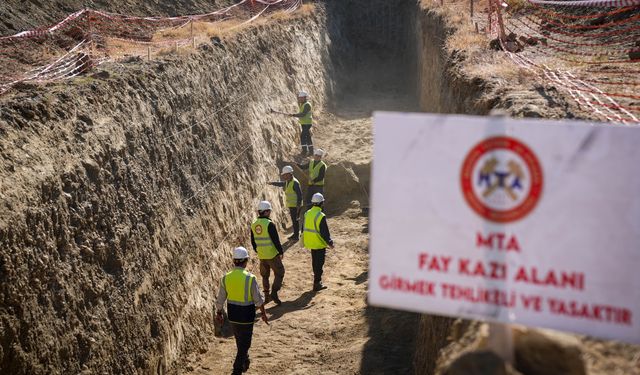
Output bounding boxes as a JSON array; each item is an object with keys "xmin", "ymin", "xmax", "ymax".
[
  {"xmin": 263, "ymin": 291, "xmax": 271, "ymax": 304},
  {"xmin": 288, "ymin": 233, "xmax": 299, "ymax": 241},
  {"xmin": 313, "ymin": 282, "xmax": 327, "ymax": 292},
  {"xmin": 270, "ymin": 291, "xmax": 282, "ymax": 305},
  {"xmin": 308, "ymin": 145, "xmax": 314, "ymax": 155},
  {"xmin": 242, "ymin": 357, "xmax": 250, "ymax": 373}
]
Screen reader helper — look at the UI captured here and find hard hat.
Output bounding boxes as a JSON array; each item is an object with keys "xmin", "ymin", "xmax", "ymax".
[
  {"xmin": 257, "ymin": 200, "xmax": 272, "ymax": 211},
  {"xmin": 313, "ymin": 148, "xmax": 325, "ymax": 157},
  {"xmin": 311, "ymin": 193, "xmax": 325, "ymax": 204},
  {"xmin": 233, "ymin": 246, "xmax": 249, "ymax": 260},
  {"xmin": 297, "ymin": 91, "xmax": 308, "ymax": 98},
  {"xmin": 281, "ymin": 165, "xmax": 294, "ymax": 175}
]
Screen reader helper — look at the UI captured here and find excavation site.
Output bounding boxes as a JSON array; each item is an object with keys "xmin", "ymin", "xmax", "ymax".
[{"xmin": 1, "ymin": 0, "xmax": 639, "ymax": 374}]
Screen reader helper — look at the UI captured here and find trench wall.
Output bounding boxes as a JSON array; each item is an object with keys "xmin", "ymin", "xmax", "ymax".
[{"xmin": 0, "ymin": 10, "xmax": 333, "ymax": 374}]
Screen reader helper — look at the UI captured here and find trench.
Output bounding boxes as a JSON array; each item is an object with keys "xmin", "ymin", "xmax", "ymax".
[{"xmin": 0, "ymin": 1, "xmax": 487, "ymax": 374}]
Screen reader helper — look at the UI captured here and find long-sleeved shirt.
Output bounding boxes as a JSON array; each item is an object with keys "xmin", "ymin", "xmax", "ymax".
[
  {"xmin": 215, "ymin": 267, "xmax": 265, "ymax": 311},
  {"xmin": 250, "ymin": 218, "xmax": 284, "ymax": 255},
  {"xmin": 292, "ymin": 102, "xmax": 311, "ymax": 119},
  {"xmin": 297, "ymin": 160, "xmax": 326, "ymax": 184},
  {"xmin": 318, "ymin": 216, "xmax": 333, "ymax": 246},
  {"xmin": 268, "ymin": 180, "xmax": 302, "ymax": 207}
]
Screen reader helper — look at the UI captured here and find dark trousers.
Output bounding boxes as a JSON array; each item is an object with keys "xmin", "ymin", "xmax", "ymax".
[
  {"xmin": 305, "ymin": 185, "xmax": 324, "ymax": 208},
  {"xmin": 231, "ymin": 323, "xmax": 254, "ymax": 375},
  {"xmin": 289, "ymin": 207, "xmax": 300, "ymax": 237},
  {"xmin": 300, "ymin": 124, "xmax": 313, "ymax": 154},
  {"xmin": 311, "ymin": 249, "xmax": 326, "ymax": 284}
]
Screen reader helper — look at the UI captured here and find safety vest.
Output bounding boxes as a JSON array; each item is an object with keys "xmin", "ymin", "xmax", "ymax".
[
  {"xmin": 285, "ymin": 178, "xmax": 300, "ymax": 208},
  {"xmin": 303, "ymin": 206, "xmax": 328, "ymax": 250},
  {"xmin": 251, "ymin": 218, "xmax": 279, "ymax": 260},
  {"xmin": 308, "ymin": 160, "xmax": 327, "ymax": 186},
  {"xmin": 298, "ymin": 101, "xmax": 313, "ymax": 125},
  {"xmin": 223, "ymin": 268, "xmax": 257, "ymax": 324}
]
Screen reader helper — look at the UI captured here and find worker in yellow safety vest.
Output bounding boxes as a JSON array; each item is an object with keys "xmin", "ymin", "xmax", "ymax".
[
  {"xmin": 268, "ymin": 165, "xmax": 303, "ymax": 241},
  {"xmin": 250, "ymin": 201, "xmax": 285, "ymax": 305},
  {"xmin": 303, "ymin": 193, "xmax": 334, "ymax": 291},
  {"xmin": 298, "ymin": 148, "xmax": 327, "ymax": 209},
  {"xmin": 290, "ymin": 90, "xmax": 313, "ymax": 155},
  {"xmin": 215, "ymin": 247, "xmax": 268, "ymax": 375}
]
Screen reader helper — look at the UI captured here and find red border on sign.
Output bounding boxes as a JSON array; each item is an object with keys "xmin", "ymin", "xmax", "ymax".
[{"xmin": 460, "ymin": 136, "xmax": 543, "ymax": 223}]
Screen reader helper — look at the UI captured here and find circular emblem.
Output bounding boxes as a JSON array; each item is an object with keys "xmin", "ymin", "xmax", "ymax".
[
  {"xmin": 461, "ymin": 136, "xmax": 543, "ymax": 223},
  {"xmin": 255, "ymin": 224, "xmax": 263, "ymax": 235}
]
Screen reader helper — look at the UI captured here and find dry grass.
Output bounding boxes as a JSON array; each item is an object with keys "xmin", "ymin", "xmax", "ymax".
[{"xmin": 101, "ymin": 4, "xmax": 315, "ymax": 61}]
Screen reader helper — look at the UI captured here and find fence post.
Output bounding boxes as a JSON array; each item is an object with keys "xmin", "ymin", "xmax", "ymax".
[
  {"xmin": 191, "ymin": 20, "xmax": 196, "ymax": 49},
  {"xmin": 487, "ymin": 0, "xmax": 493, "ymax": 35},
  {"xmin": 470, "ymin": 0, "xmax": 474, "ymax": 18},
  {"xmin": 494, "ymin": 0, "xmax": 506, "ymax": 40},
  {"xmin": 147, "ymin": 45, "xmax": 151, "ymax": 61}
]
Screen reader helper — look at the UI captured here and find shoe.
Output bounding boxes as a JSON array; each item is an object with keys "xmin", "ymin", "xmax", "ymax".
[
  {"xmin": 288, "ymin": 234, "xmax": 299, "ymax": 241},
  {"xmin": 313, "ymin": 283, "xmax": 327, "ymax": 291},
  {"xmin": 263, "ymin": 293, "xmax": 271, "ymax": 304},
  {"xmin": 270, "ymin": 291, "xmax": 282, "ymax": 305},
  {"xmin": 242, "ymin": 357, "xmax": 250, "ymax": 372}
]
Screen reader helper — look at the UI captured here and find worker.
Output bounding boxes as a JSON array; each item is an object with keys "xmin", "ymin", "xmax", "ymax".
[
  {"xmin": 268, "ymin": 165, "xmax": 303, "ymax": 241},
  {"xmin": 290, "ymin": 91, "xmax": 314, "ymax": 155},
  {"xmin": 298, "ymin": 148, "xmax": 327, "ymax": 209},
  {"xmin": 302, "ymin": 193, "xmax": 334, "ymax": 291},
  {"xmin": 250, "ymin": 201, "xmax": 285, "ymax": 305},
  {"xmin": 215, "ymin": 246, "xmax": 268, "ymax": 375}
]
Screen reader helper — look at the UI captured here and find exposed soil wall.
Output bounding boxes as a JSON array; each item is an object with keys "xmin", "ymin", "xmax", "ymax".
[
  {"xmin": 415, "ymin": 3, "xmax": 490, "ymax": 115},
  {"xmin": 0, "ymin": 9, "xmax": 333, "ymax": 374}
]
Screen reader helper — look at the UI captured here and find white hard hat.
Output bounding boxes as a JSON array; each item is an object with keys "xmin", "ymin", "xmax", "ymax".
[
  {"xmin": 257, "ymin": 200, "xmax": 272, "ymax": 211},
  {"xmin": 311, "ymin": 193, "xmax": 325, "ymax": 204},
  {"xmin": 233, "ymin": 246, "xmax": 249, "ymax": 260},
  {"xmin": 281, "ymin": 165, "xmax": 294, "ymax": 175},
  {"xmin": 297, "ymin": 91, "xmax": 308, "ymax": 98},
  {"xmin": 314, "ymin": 148, "xmax": 325, "ymax": 157}
]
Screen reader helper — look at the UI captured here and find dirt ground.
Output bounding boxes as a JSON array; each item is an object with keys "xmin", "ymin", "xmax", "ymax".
[{"xmin": 182, "ymin": 92, "xmax": 420, "ymax": 375}]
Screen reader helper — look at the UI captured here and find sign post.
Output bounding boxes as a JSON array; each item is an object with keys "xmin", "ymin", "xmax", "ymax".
[{"xmin": 369, "ymin": 113, "xmax": 640, "ymax": 345}]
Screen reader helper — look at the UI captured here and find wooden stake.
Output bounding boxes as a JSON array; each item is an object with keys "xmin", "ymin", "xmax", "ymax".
[
  {"xmin": 487, "ymin": 0, "xmax": 493, "ymax": 36},
  {"xmin": 494, "ymin": 0, "xmax": 506, "ymax": 40},
  {"xmin": 147, "ymin": 45, "xmax": 151, "ymax": 61},
  {"xmin": 475, "ymin": 22, "xmax": 479, "ymax": 33},
  {"xmin": 470, "ymin": 0, "xmax": 474, "ymax": 18}
]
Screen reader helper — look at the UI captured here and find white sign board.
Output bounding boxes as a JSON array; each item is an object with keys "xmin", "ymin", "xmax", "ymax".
[{"xmin": 369, "ymin": 112, "xmax": 640, "ymax": 344}]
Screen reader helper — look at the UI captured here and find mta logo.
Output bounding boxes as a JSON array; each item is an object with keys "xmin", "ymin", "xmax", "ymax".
[{"xmin": 478, "ymin": 157, "xmax": 524, "ymax": 201}]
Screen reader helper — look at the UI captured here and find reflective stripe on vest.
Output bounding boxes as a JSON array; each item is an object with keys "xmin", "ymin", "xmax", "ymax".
[
  {"xmin": 285, "ymin": 178, "xmax": 300, "ymax": 208},
  {"xmin": 308, "ymin": 160, "xmax": 326, "ymax": 186},
  {"xmin": 224, "ymin": 268, "xmax": 255, "ymax": 306},
  {"xmin": 251, "ymin": 218, "xmax": 279, "ymax": 259},
  {"xmin": 298, "ymin": 102, "xmax": 312, "ymax": 125},
  {"xmin": 303, "ymin": 206, "xmax": 327, "ymax": 249}
]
